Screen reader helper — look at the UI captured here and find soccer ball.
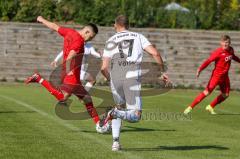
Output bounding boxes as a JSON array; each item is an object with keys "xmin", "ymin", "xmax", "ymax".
[{"xmin": 96, "ymin": 122, "xmax": 111, "ymax": 134}]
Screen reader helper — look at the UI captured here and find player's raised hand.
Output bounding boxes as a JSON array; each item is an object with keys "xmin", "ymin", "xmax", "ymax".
[
  {"xmin": 161, "ymin": 73, "xmax": 169, "ymax": 82},
  {"xmin": 50, "ymin": 61, "xmax": 57, "ymax": 68},
  {"xmin": 160, "ymin": 73, "xmax": 172, "ymax": 87},
  {"xmin": 67, "ymin": 70, "xmax": 74, "ymax": 76},
  {"xmin": 37, "ymin": 16, "xmax": 44, "ymax": 23}
]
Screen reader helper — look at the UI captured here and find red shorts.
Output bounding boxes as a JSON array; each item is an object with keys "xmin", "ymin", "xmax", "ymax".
[
  {"xmin": 60, "ymin": 74, "xmax": 87, "ymax": 99},
  {"xmin": 206, "ymin": 75, "xmax": 230, "ymax": 94},
  {"xmin": 60, "ymin": 83, "xmax": 88, "ymax": 99}
]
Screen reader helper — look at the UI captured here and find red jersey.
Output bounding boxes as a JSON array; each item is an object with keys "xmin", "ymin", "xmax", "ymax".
[
  {"xmin": 198, "ymin": 47, "xmax": 240, "ymax": 78},
  {"xmin": 58, "ymin": 27, "xmax": 84, "ymax": 84}
]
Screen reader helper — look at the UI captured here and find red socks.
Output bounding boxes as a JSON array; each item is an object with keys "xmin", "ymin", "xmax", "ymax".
[
  {"xmin": 190, "ymin": 92, "xmax": 206, "ymax": 108},
  {"xmin": 38, "ymin": 77, "xmax": 100, "ymax": 124},
  {"xmin": 191, "ymin": 91, "xmax": 226, "ymax": 109},
  {"xmin": 40, "ymin": 79, "xmax": 64, "ymax": 101},
  {"xmin": 210, "ymin": 95, "xmax": 226, "ymax": 108},
  {"xmin": 85, "ymin": 102, "xmax": 100, "ymax": 124}
]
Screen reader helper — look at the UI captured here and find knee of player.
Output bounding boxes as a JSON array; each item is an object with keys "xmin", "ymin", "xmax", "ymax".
[
  {"xmin": 203, "ymin": 90, "xmax": 210, "ymax": 96},
  {"xmin": 129, "ymin": 110, "xmax": 142, "ymax": 122},
  {"xmin": 222, "ymin": 93, "xmax": 229, "ymax": 98}
]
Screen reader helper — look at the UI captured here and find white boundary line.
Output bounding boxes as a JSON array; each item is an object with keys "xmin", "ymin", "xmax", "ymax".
[{"xmin": 0, "ymin": 94, "xmax": 142, "ymax": 159}]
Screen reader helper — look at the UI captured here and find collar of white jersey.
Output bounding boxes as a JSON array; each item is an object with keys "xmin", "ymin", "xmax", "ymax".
[{"xmin": 115, "ymin": 30, "xmax": 129, "ymax": 34}]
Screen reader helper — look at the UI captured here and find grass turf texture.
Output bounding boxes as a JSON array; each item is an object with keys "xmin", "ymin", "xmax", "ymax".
[{"xmin": 0, "ymin": 84, "xmax": 239, "ymax": 159}]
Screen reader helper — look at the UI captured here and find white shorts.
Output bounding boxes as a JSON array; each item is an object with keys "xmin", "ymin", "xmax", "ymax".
[
  {"xmin": 80, "ymin": 70, "xmax": 88, "ymax": 81},
  {"xmin": 110, "ymin": 79, "xmax": 142, "ymax": 110}
]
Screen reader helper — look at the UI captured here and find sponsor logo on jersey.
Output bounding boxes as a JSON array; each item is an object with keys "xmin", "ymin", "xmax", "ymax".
[
  {"xmin": 118, "ymin": 60, "xmax": 136, "ymax": 66},
  {"xmin": 225, "ymin": 55, "xmax": 232, "ymax": 62}
]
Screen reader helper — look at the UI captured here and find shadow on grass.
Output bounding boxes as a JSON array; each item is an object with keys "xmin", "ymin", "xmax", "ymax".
[
  {"xmin": 121, "ymin": 126, "xmax": 176, "ymax": 133},
  {"xmin": 79, "ymin": 126, "xmax": 176, "ymax": 133},
  {"xmin": 216, "ymin": 113, "xmax": 240, "ymax": 116},
  {"xmin": 124, "ymin": 145, "xmax": 229, "ymax": 151},
  {"xmin": 0, "ymin": 110, "xmax": 36, "ymax": 114}
]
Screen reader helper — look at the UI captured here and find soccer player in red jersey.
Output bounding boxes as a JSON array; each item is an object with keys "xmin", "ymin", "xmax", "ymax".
[
  {"xmin": 25, "ymin": 16, "xmax": 108, "ymax": 132},
  {"xmin": 184, "ymin": 35, "xmax": 240, "ymax": 115}
]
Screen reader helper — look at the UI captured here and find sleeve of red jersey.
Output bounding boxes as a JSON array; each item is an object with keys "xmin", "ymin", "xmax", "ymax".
[
  {"xmin": 198, "ymin": 50, "xmax": 219, "ymax": 72},
  {"xmin": 58, "ymin": 27, "xmax": 71, "ymax": 37},
  {"xmin": 69, "ymin": 40, "xmax": 84, "ymax": 54},
  {"xmin": 232, "ymin": 49, "xmax": 240, "ymax": 63},
  {"xmin": 233, "ymin": 55, "xmax": 240, "ymax": 63}
]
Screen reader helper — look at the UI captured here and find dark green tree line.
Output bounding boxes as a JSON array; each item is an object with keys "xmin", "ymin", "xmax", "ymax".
[{"xmin": 0, "ymin": 0, "xmax": 239, "ymax": 30}]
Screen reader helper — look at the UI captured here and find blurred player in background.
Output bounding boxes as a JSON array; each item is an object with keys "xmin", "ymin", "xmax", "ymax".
[
  {"xmin": 184, "ymin": 35, "xmax": 240, "ymax": 115},
  {"xmin": 101, "ymin": 15, "xmax": 169, "ymax": 151},
  {"xmin": 25, "ymin": 16, "xmax": 108, "ymax": 132},
  {"xmin": 51, "ymin": 43, "xmax": 102, "ymax": 92}
]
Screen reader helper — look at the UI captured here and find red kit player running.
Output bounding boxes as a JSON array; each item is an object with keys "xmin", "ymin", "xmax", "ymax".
[
  {"xmin": 25, "ymin": 16, "xmax": 109, "ymax": 132},
  {"xmin": 184, "ymin": 35, "xmax": 240, "ymax": 115}
]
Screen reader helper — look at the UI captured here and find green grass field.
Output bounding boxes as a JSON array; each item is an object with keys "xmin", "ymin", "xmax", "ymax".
[{"xmin": 0, "ymin": 84, "xmax": 240, "ymax": 159}]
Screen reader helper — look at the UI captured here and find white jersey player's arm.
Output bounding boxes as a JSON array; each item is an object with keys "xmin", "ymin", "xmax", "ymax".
[
  {"xmin": 144, "ymin": 45, "xmax": 170, "ymax": 82},
  {"xmin": 54, "ymin": 51, "xmax": 63, "ymax": 62},
  {"xmin": 144, "ymin": 45, "xmax": 165, "ymax": 72},
  {"xmin": 90, "ymin": 47, "xmax": 101, "ymax": 58},
  {"xmin": 139, "ymin": 34, "xmax": 165, "ymax": 72},
  {"xmin": 51, "ymin": 50, "xmax": 63, "ymax": 67}
]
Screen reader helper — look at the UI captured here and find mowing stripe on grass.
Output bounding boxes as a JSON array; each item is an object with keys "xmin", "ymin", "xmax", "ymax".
[{"xmin": 0, "ymin": 94, "xmax": 142, "ymax": 159}]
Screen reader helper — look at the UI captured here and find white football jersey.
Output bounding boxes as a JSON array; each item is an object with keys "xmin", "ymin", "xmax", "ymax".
[
  {"xmin": 103, "ymin": 30, "xmax": 151, "ymax": 80},
  {"xmin": 81, "ymin": 43, "xmax": 101, "ymax": 72}
]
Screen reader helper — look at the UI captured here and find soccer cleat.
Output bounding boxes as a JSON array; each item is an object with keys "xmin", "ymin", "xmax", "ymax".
[
  {"xmin": 99, "ymin": 106, "xmax": 115, "ymax": 127},
  {"xmin": 184, "ymin": 106, "xmax": 192, "ymax": 115},
  {"xmin": 206, "ymin": 105, "xmax": 217, "ymax": 115},
  {"xmin": 25, "ymin": 73, "xmax": 41, "ymax": 84},
  {"xmin": 112, "ymin": 141, "xmax": 121, "ymax": 151}
]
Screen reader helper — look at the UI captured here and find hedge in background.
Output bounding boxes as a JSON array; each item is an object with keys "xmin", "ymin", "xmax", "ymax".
[{"xmin": 0, "ymin": 0, "xmax": 239, "ymax": 30}]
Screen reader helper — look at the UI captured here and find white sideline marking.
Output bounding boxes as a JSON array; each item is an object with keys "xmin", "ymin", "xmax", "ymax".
[{"xmin": 0, "ymin": 95, "xmax": 142, "ymax": 159}]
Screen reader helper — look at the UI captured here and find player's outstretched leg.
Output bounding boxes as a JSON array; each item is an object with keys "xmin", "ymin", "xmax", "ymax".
[
  {"xmin": 184, "ymin": 91, "xmax": 208, "ymax": 115},
  {"xmin": 25, "ymin": 73, "xmax": 65, "ymax": 101},
  {"xmin": 78, "ymin": 93, "xmax": 111, "ymax": 133},
  {"xmin": 25, "ymin": 73, "xmax": 41, "ymax": 84},
  {"xmin": 101, "ymin": 107, "xmax": 141, "ymax": 125},
  {"xmin": 206, "ymin": 93, "xmax": 228, "ymax": 114},
  {"xmin": 79, "ymin": 95, "xmax": 100, "ymax": 124}
]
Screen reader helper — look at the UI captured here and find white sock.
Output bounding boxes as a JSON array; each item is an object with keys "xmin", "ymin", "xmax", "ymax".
[
  {"xmin": 84, "ymin": 82, "xmax": 93, "ymax": 92},
  {"xmin": 39, "ymin": 78, "xmax": 44, "ymax": 84},
  {"xmin": 112, "ymin": 118, "xmax": 121, "ymax": 140}
]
